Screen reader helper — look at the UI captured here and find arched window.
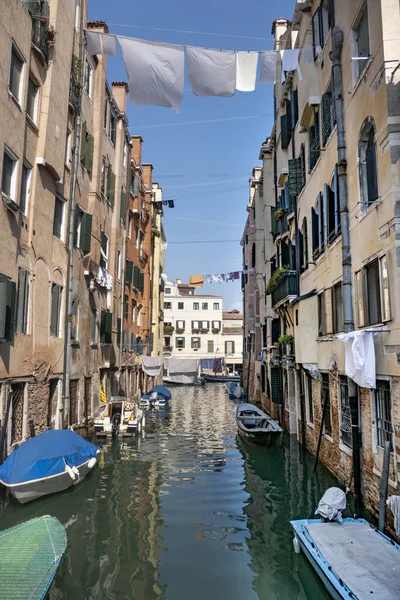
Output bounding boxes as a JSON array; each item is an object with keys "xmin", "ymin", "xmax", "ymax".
[{"xmin": 359, "ymin": 118, "xmax": 378, "ymax": 207}]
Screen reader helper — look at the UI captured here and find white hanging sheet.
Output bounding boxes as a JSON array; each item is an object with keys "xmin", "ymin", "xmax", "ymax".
[
  {"xmin": 117, "ymin": 37, "xmax": 185, "ymax": 113},
  {"xmin": 85, "ymin": 30, "xmax": 117, "ymax": 56},
  {"xmin": 186, "ymin": 47, "xmax": 236, "ymax": 97},
  {"xmin": 236, "ymin": 52, "xmax": 258, "ymax": 92},
  {"xmin": 337, "ymin": 330, "xmax": 377, "ymax": 389},
  {"xmin": 280, "ymin": 49, "xmax": 302, "ymax": 82},
  {"xmin": 259, "ymin": 50, "xmax": 277, "ymax": 84},
  {"xmin": 142, "ymin": 356, "xmax": 164, "ymax": 377}
]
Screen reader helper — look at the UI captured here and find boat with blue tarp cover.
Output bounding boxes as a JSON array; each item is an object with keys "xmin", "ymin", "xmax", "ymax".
[
  {"xmin": 140, "ymin": 385, "xmax": 172, "ymax": 408},
  {"xmin": 0, "ymin": 429, "xmax": 100, "ymax": 504},
  {"xmin": 224, "ymin": 381, "xmax": 245, "ymax": 400},
  {"xmin": 291, "ymin": 517, "xmax": 400, "ymax": 600},
  {"xmin": 0, "ymin": 515, "xmax": 67, "ymax": 600}
]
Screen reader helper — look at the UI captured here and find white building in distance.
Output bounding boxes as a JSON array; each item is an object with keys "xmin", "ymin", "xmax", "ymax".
[
  {"xmin": 222, "ymin": 310, "xmax": 243, "ymax": 374},
  {"xmin": 163, "ymin": 280, "xmax": 223, "ymax": 361}
]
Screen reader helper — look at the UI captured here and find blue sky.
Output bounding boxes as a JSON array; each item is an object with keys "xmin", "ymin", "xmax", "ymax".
[{"xmin": 88, "ymin": 0, "xmax": 296, "ymax": 311}]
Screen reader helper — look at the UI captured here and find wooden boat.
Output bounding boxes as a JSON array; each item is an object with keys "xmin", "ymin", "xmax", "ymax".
[
  {"xmin": 236, "ymin": 403, "xmax": 282, "ymax": 446},
  {"xmin": 0, "ymin": 515, "xmax": 67, "ymax": 599},
  {"xmin": 224, "ymin": 382, "xmax": 245, "ymax": 400},
  {"xmin": 291, "ymin": 517, "xmax": 400, "ymax": 600},
  {"xmin": 94, "ymin": 396, "xmax": 145, "ymax": 437},
  {"xmin": 202, "ymin": 374, "xmax": 240, "ymax": 383},
  {"xmin": 0, "ymin": 429, "xmax": 99, "ymax": 504}
]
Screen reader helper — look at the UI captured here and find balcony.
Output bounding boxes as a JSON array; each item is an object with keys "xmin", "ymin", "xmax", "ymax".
[
  {"xmin": 69, "ymin": 55, "xmax": 81, "ymax": 115},
  {"xmin": 24, "ymin": 1, "xmax": 51, "ymax": 63},
  {"xmin": 270, "ymin": 271, "xmax": 298, "ymax": 309}
]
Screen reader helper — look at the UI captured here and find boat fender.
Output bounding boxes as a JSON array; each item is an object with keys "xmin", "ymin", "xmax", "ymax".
[
  {"xmin": 293, "ymin": 536, "xmax": 301, "ymax": 554},
  {"xmin": 87, "ymin": 457, "xmax": 97, "ymax": 469},
  {"xmin": 65, "ymin": 463, "xmax": 77, "ymax": 480}
]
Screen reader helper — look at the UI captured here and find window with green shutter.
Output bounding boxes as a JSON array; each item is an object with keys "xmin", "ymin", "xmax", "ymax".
[
  {"xmin": 117, "ymin": 316, "xmax": 122, "ymax": 346},
  {"xmin": 281, "ymin": 113, "xmax": 291, "ymax": 149},
  {"xmin": 133, "ymin": 265, "xmax": 140, "ymax": 289},
  {"xmin": 50, "ymin": 283, "xmax": 62, "ymax": 337},
  {"xmin": 270, "ymin": 366, "xmax": 282, "ymax": 403},
  {"xmin": 100, "ymin": 310, "xmax": 112, "ymax": 344},
  {"xmin": 312, "ymin": 207, "xmax": 319, "ymax": 255},
  {"xmin": 106, "ymin": 164, "xmax": 115, "ymax": 206},
  {"xmin": 16, "ymin": 267, "xmax": 29, "ymax": 334},
  {"xmin": 79, "ymin": 212, "xmax": 92, "ymax": 253},
  {"xmin": 80, "ymin": 121, "xmax": 86, "ymax": 163},
  {"xmin": 0, "ymin": 274, "xmax": 16, "ymax": 342},
  {"xmin": 270, "ymin": 207, "xmax": 277, "ymax": 235},
  {"xmin": 80, "ymin": 125, "xmax": 94, "ymax": 173},
  {"xmin": 120, "ymin": 187, "xmax": 127, "ymax": 222},
  {"xmin": 126, "ymin": 260, "xmax": 133, "ymax": 285},
  {"xmin": 290, "ymin": 89, "xmax": 298, "ymax": 128}
]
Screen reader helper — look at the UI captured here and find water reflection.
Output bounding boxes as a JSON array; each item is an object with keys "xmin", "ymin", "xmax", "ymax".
[{"xmin": 0, "ymin": 384, "xmax": 337, "ymax": 599}]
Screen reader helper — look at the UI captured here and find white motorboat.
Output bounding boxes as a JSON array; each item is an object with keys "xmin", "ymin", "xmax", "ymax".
[{"xmin": 94, "ymin": 397, "xmax": 145, "ymax": 437}]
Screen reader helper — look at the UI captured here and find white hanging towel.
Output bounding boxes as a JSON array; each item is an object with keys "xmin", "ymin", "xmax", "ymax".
[
  {"xmin": 280, "ymin": 49, "xmax": 302, "ymax": 82},
  {"xmin": 186, "ymin": 47, "xmax": 236, "ymax": 97},
  {"xmin": 236, "ymin": 51, "xmax": 258, "ymax": 92},
  {"xmin": 337, "ymin": 330, "xmax": 377, "ymax": 389},
  {"xmin": 301, "ymin": 46, "xmax": 314, "ymax": 66},
  {"xmin": 259, "ymin": 50, "xmax": 277, "ymax": 84},
  {"xmin": 117, "ymin": 37, "xmax": 185, "ymax": 113},
  {"xmin": 142, "ymin": 356, "xmax": 164, "ymax": 377},
  {"xmin": 387, "ymin": 496, "xmax": 400, "ymax": 536},
  {"xmin": 85, "ymin": 30, "xmax": 117, "ymax": 56}
]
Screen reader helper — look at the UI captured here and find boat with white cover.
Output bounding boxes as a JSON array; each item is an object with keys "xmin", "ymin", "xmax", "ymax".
[
  {"xmin": 94, "ymin": 397, "xmax": 145, "ymax": 437},
  {"xmin": 236, "ymin": 403, "xmax": 282, "ymax": 446}
]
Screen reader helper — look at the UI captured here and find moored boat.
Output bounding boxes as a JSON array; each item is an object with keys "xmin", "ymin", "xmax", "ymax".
[
  {"xmin": 140, "ymin": 385, "xmax": 172, "ymax": 408},
  {"xmin": 224, "ymin": 381, "xmax": 245, "ymax": 400},
  {"xmin": 291, "ymin": 517, "xmax": 400, "ymax": 600},
  {"xmin": 0, "ymin": 429, "xmax": 100, "ymax": 504},
  {"xmin": 0, "ymin": 515, "xmax": 67, "ymax": 599},
  {"xmin": 236, "ymin": 403, "xmax": 282, "ymax": 446},
  {"xmin": 202, "ymin": 374, "xmax": 240, "ymax": 383},
  {"xmin": 94, "ymin": 397, "xmax": 145, "ymax": 437}
]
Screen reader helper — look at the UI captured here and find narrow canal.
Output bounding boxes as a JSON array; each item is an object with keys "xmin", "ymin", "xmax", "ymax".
[{"xmin": 0, "ymin": 385, "xmax": 339, "ymax": 599}]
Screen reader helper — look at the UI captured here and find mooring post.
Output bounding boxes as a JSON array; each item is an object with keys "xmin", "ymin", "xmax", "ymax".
[{"xmin": 379, "ymin": 440, "xmax": 391, "ymax": 532}]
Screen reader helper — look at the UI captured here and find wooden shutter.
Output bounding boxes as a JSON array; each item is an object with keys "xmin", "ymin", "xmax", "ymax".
[
  {"xmin": 366, "ymin": 134, "xmax": 379, "ymax": 203},
  {"xmin": 80, "ymin": 122, "xmax": 86, "ymax": 162},
  {"xmin": 271, "ymin": 318, "xmax": 280, "ymax": 343},
  {"xmin": 108, "ymin": 170, "xmax": 116, "ymax": 207},
  {"xmin": 298, "ymin": 229, "xmax": 304, "ymax": 273},
  {"xmin": 318, "ymin": 192, "xmax": 324, "ymax": 250},
  {"xmin": 281, "ymin": 241, "xmax": 289, "ymax": 267},
  {"xmin": 291, "ymin": 90, "xmax": 298, "ymax": 127},
  {"xmin": 300, "ymin": 143, "xmax": 306, "ymax": 189},
  {"xmin": 334, "ymin": 165, "xmax": 340, "ymax": 234},
  {"xmin": 281, "ymin": 114, "xmax": 291, "ymax": 149},
  {"xmin": 270, "ymin": 366, "xmax": 282, "ymax": 403},
  {"xmin": 86, "ymin": 133, "xmax": 94, "ymax": 173},
  {"xmin": 133, "ymin": 265, "xmax": 139, "ymax": 289},
  {"xmin": 50, "ymin": 284, "xmax": 60, "ymax": 337},
  {"xmin": 104, "ymin": 311, "xmax": 112, "ymax": 344},
  {"xmin": 126, "ymin": 260, "xmax": 133, "ymax": 285},
  {"xmin": 303, "ymin": 217, "xmax": 309, "ymax": 267},
  {"xmin": 271, "ymin": 207, "xmax": 277, "ymax": 234},
  {"xmin": 16, "ymin": 268, "xmax": 27, "ymax": 333},
  {"xmin": 133, "ymin": 177, "xmax": 139, "ymax": 197},
  {"xmin": 120, "ymin": 188, "xmax": 126, "ymax": 222},
  {"xmin": 80, "ymin": 212, "xmax": 92, "ymax": 253},
  {"xmin": 321, "ymin": 92, "xmax": 332, "ymax": 146},
  {"xmin": 117, "ymin": 316, "xmax": 121, "ymax": 346},
  {"xmin": 308, "ymin": 125, "xmax": 315, "ymax": 170},
  {"xmin": 286, "ymin": 99, "xmax": 292, "ymax": 133},
  {"xmin": 252, "ymin": 243, "xmax": 256, "ymax": 268},
  {"xmin": 0, "ymin": 276, "xmax": 8, "ymax": 339},
  {"xmin": 312, "ymin": 207, "xmax": 319, "ymax": 253}
]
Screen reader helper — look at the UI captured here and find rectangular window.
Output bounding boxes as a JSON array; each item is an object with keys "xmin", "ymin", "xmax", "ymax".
[
  {"xmin": 177, "ymin": 320, "xmax": 185, "ymax": 330},
  {"xmin": 50, "ymin": 283, "xmax": 62, "ymax": 337},
  {"xmin": 365, "ymin": 259, "xmax": 381, "ymax": 325},
  {"xmin": 53, "ymin": 196, "xmax": 65, "ymax": 240},
  {"xmin": 103, "ymin": 97, "xmax": 108, "ymax": 129},
  {"xmin": 20, "ymin": 162, "xmax": 31, "ymax": 215},
  {"xmin": 225, "ymin": 340, "xmax": 235, "ymax": 354},
  {"xmin": 312, "ymin": 0, "xmax": 330, "ymax": 58},
  {"xmin": 110, "ymin": 111, "xmax": 117, "ymax": 145},
  {"xmin": 202, "ymin": 302, "xmax": 208, "ymax": 310},
  {"xmin": 355, "ymin": 270, "xmax": 365, "ymax": 327},
  {"xmin": 176, "ymin": 337, "xmax": 185, "ymax": 349},
  {"xmin": 353, "ymin": 3, "xmax": 370, "ymax": 82},
  {"xmin": 80, "ymin": 124, "xmax": 94, "ymax": 173},
  {"xmin": 380, "ymin": 255, "xmax": 391, "ymax": 322},
  {"xmin": 178, "ymin": 302, "xmax": 184, "ymax": 310},
  {"xmin": 84, "ymin": 55, "xmax": 93, "ymax": 99},
  {"xmin": 212, "ymin": 321, "xmax": 220, "ymax": 331},
  {"xmin": 193, "ymin": 302, "xmax": 199, "ymax": 310},
  {"xmin": 65, "ymin": 130, "xmax": 72, "ymax": 166},
  {"xmin": 318, "ymin": 291, "xmax": 326, "ymax": 336},
  {"xmin": 132, "ymin": 303, "xmax": 136, "ymax": 322},
  {"xmin": 208, "ymin": 340, "xmax": 214, "ymax": 353},
  {"xmin": 27, "ymin": 78, "xmax": 39, "ymax": 124},
  {"xmin": 213, "ymin": 303, "xmax": 220, "ymax": 310},
  {"xmin": 191, "ymin": 337, "xmax": 201, "ymax": 349},
  {"xmin": 375, "ymin": 380, "xmax": 393, "ymax": 449},
  {"xmin": 91, "ymin": 309, "xmax": 97, "ymax": 344},
  {"xmin": 308, "ymin": 110, "xmax": 320, "ymax": 171},
  {"xmin": 332, "ymin": 281, "xmax": 344, "ymax": 333},
  {"xmin": 192, "ymin": 320, "xmax": 200, "ymax": 330},
  {"xmin": 321, "ymin": 81, "xmax": 335, "ymax": 146},
  {"xmin": 164, "ymin": 302, "xmax": 171, "ymax": 310},
  {"xmin": 9, "ymin": 44, "xmax": 24, "ymax": 103},
  {"xmin": 16, "ymin": 267, "xmax": 29, "ymax": 334},
  {"xmin": 321, "ymin": 373, "xmax": 332, "ymax": 436},
  {"xmin": 136, "ymin": 306, "xmax": 141, "ymax": 326},
  {"xmin": 0, "ymin": 274, "xmax": 16, "ymax": 342},
  {"xmin": 117, "ymin": 249, "xmax": 121, "ymax": 281},
  {"xmin": 202, "ymin": 320, "xmax": 209, "ymax": 330},
  {"xmin": 100, "ymin": 310, "xmax": 112, "ymax": 344},
  {"xmin": 100, "ymin": 232, "xmax": 109, "ymax": 270},
  {"xmin": 165, "ymin": 287, "xmax": 171, "ymax": 295},
  {"xmin": 75, "ymin": 208, "xmax": 92, "ymax": 253},
  {"xmin": 305, "ymin": 373, "xmax": 314, "ymax": 424},
  {"xmin": 2, "ymin": 147, "xmax": 18, "ymax": 200},
  {"xmin": 339, "ymin": 376, "xmax": 352, "ymax": 447}
]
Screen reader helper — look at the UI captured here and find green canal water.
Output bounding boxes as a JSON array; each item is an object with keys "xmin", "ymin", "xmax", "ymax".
[{"xmin": 0, "ymin": 385, "xmax": 340, "ymax": 599}]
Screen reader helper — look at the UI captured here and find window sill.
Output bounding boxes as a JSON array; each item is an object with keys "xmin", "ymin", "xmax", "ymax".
[
  {"xmin": 306, "ymin": 421, "xmax": 315, "ymax": 429},
  {"xmin": 352, "ymin": 58, "xmax": 374, "ymax": 96},
  {"xmin": 26, "ymin": 115, "xmax": 39, "ymax": 133},
  {"xmin": 323, "ymin": 433, "xmax": 333, "ymax": 443},
  {"xmin": 308, "ymin": 153, "xmax": 322, "ymax": 176},
  {"xmin": 358, "ymin": 199, "xmax": 382, "ymax": 222},
  {"xmin": 321, "ymin": 124, "xmax": 337, "ymax": 149},
  {"xmin": 8, "ymin": 89, "xmax": 22, "ymax": 111}
]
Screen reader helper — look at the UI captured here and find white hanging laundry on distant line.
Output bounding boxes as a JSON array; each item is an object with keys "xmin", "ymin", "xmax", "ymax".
[
  {"xmin": 280, "ymin": 49, "xmax": 302, "ymax": 82},
  {"xmin": 236, "ymin": 51, "xmax": 258, "ymax": 92},
  {"xmin": 117, "ymin": 36, "xmax": 185, "ymax": 113},
  {"xmin": 85, "ymin": 30, "xmax": 117, "ymax": 56},
  {"xmin": 301, "ymin": 46, "xmax": 314, "ymax": 66},
  {"xmin": 337, "ymin": 330, "xmax": 377, "ymax": 389},
  {"xmin": 259, "ymin": 50, "xmax": 277, "ymax": 84},
  {"xmin": 186, "ymin": 46, "xmax": 236, "ymax": 97}
]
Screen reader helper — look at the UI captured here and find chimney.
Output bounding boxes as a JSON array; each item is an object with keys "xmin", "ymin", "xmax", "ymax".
[
  {"xmin": 87, "ymin": 21, "xmax": 109, "ymax": 34},
  {"xmin": 271, "ymin": 18, "xmax": 290, "ymax": 50},
  {"xmin": 176, "ymin": 278, "xmax": 182, "ymax": 284},
  {"xmin": 131, "ymin": 136, "xmax": 143, "ymax": 166},
  {"xmin": 142, "ymin": 163, "xmax": 153, "ymax": 188},
  {"xmin": 112, "ymin": 82, "xmax": 128, "ymax": 114}
]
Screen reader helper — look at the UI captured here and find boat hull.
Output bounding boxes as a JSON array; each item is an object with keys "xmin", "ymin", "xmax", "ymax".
[
  {"xmin": 237, "ymin": 425, "xmax": 279, "ymax": 447},
  {"xmin": 3, "ymin": 457, "xmax": 97, "ymax": 504},
  {"xmin": 202, "ymin": 374, "xmax": 240, "ymax": 383}
]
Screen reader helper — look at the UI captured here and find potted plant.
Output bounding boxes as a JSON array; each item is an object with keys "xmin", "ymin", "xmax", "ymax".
[
  {"xmin": 200, "ymin": 328, "xmax": 209, "ymax": 334},
  {"xmin": 275, "ymin": 208, "xmax": 286, "ymax": 220},
  {"xmin": 278, "ymin": 334, "xmax": 294, "ymax": 355},
  {"xmin": 212, "ymin": 328, "xmax": 220, "ymax": 334},
  {"xmin": 192, "ymin": 329, "xmax": 200, "ymax": 334},
  {"xmin": 176, "ymin": 328, "xmax": 185, "ymax": 334},
  {"xmin": 266, "ymin": 266, "xmax": 288, "ymax": 294},
  {"xmin": 151, "ymin": 227, "xmax": 161, "ymax": 238},
  {"xmin": 164, "ymin": 325, "xmax": 175, "ymax": 334}
]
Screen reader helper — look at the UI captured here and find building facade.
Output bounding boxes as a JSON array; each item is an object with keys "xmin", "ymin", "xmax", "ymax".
[
  {"xmin": 163, "ymin": 280, "xmax": 223, "ymax": 361},
  {"xmin": 0, "ymin": 1, "xmax": 164, "ymax": 454},
  {"xmin": 222, "ymin": 310, "xmax": 243, "ymax": 374},
  {"xmin": 242, "ymin": 0, "xmax": 400, "ymax": 526}
]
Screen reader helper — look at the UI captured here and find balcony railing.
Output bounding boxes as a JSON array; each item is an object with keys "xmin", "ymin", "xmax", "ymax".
[
  {"xmin": 24, "ymin": 1, "xmax": 50, "ymax": 62},
  {"xmin": 271, "ymin": 271, "xmax": 298, "ymax": 308},
  {"xmin": 69, "ymin": 55, "xmax": 81, "ymax": 114}
]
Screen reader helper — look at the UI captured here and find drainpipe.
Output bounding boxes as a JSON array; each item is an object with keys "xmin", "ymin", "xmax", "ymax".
[
  {"xmin": 331, "ymin": 27, "xmax": 361, "ymax": 514},
  {"xmin": 119, "ymin": 208, "xmax": 128, "ymax": 370},
  {"xmin": 62, "ymin": 11, "xmax": 85, "ymax": 428}
]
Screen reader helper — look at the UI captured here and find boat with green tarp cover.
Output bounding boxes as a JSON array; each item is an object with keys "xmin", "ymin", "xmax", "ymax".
[{"xmin": 0, "ymin": 515, "xmax": 67, "ymax": 599}]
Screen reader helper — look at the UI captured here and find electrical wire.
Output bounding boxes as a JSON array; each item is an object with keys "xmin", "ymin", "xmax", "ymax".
[{"xmin": 137, "ymin": 114, "xmax": 266, "ymax": 129}]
